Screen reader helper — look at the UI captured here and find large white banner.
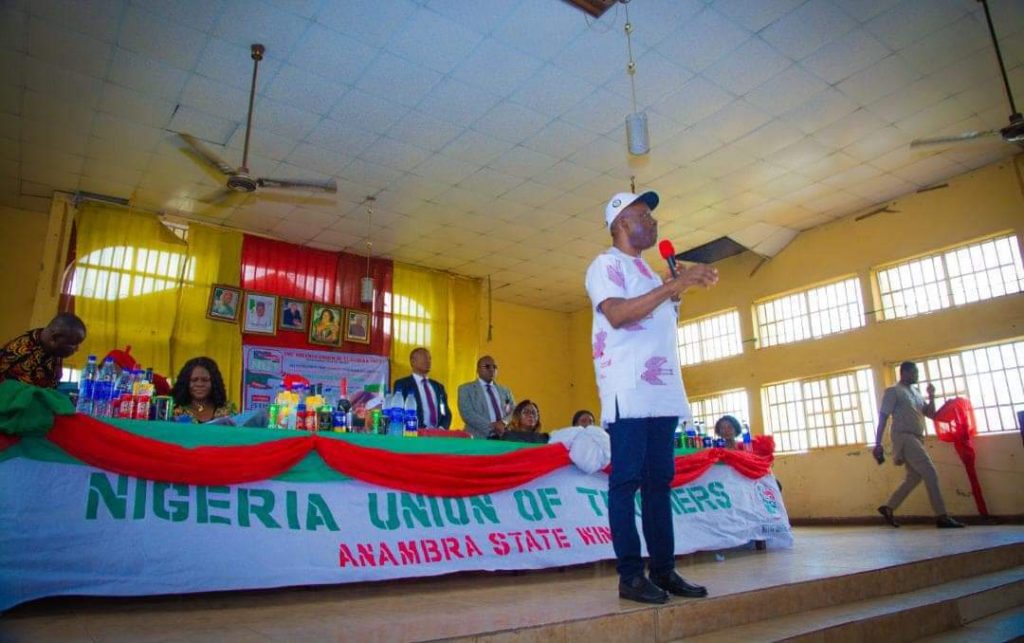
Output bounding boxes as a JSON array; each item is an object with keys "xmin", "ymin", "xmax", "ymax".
[{"xmin": 0, "ymin": 459, "xmax": 791, "ymax": 610}]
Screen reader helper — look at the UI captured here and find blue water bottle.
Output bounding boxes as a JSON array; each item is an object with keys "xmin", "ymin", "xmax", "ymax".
[
  {"xmin": 403, "ymin": 394, "xmax": 419, "ymax": 437},
  {"xmin": 92, "ymin": 358, "xmax": 117, "ymax": 417},
  {"xmin": 75, "ymin": 355, "xmax": 98, "ymax": 414}
]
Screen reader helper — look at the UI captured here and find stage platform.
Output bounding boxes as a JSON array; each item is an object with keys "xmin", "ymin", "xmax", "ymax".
[{"xmin": 1, "ymin": 526, "xmax": 1021, "ymax": 642}]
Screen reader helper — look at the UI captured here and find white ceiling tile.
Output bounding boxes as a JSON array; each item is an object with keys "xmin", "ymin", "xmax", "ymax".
[
  {"xmin": 704, "ymin": 38, "xmax": 792, "ymax": 97},
  {"xmin": 167, "ymin": 106, "xmax": 238, "ymax": 146},
  {"xmin": 559, "ymin": 87, "xmax": 633, "ymax": 138},
  {"xmin": 491, "ymin": 0, "xmax": 587, "ymax": 61},
  {"xmin": 839, "ymin": 0, "xmax": 900, "ymax": 23},
  {"xmin": 129, "ymin": 0, "xmax": 224, "ymax": 32},
  {"xmin": 487, "ymin": 146, "xmax": 558, "ymax": 179},
  {"xmin": 329, "ymin": 89, "xmax": 408, "ymax": 136},
  {"xmin": 23, "ymin": 57, "xmax": 103, "ymax": 111},
  {"xmin": 521, "ymin": 119, "xmax": 598, "ymax": 160},
  {"xmin": 899, "ymin": 14, "xmax": 988, "ymax": 77},
  {"xmin": 417, "ymin": 78, "xmax": 500, "ymax": 128},
  {"xmin": 842, "ymin": 126, "xmax": 912, "ymax": 162},
  {"xmin": 81, "ymin": 161, "xmax": 144, "ymax": 189},
  {"xmin": 27, "ymin": 17, "xmax": 113, "ymax": 80},
  {"xmin": 29, "ymin": 0, "xmax": 124, "ymax": 42},
  {"xmin": 780, "ymin": 87, "xmax": 859, "ymax": 134},
  {"xmin": 500, "ymin": 180, "xmax": 562, "ymax": 209},
  {"xmin": 650, "ymin": 75, "xmax": 735, "ymax": 128},
  {"xmin": 761, "ymin": 1, "xmax": 857, "ymax": 60},
  {"xmin": 386, "ymin": 9, "xmax": 482, "ymax": 75},
  {"xmin": 648, "ymin": 165, "xmax": 712, "ymax": 198},
  {"xmin": 889, "ymin": 154, "xmax": 965, "ymax": 187},
  {"xmin": 441, "ymin": 130, "xmax": 514, "ymax": 166},
  {"xmin": 263, "ymin": 64, "xmax": 347, "ymax": 116},
  {"xmin": 845, "ymin": 172, "xmax": 916, "ymax": 202},
  {"xmin": 409, "ymin": 154, "xmax": 479, "ymax": 185},
  {"xmin": 386, "ymin": 111, "xmax": 462, "ymax": 152},
  {"xmin": 284, "ymin": 142, "xmax": 353, "ymax": 176},
  {"xmin": 819, "ymin": 164, "xmax": 885, "ymax": 189},
  {"xmin": 555, "ymin": 30, "xmax": 631, "ymax": 88},
  {"xmin": 865, "ymin": 78, "xmax": 946, "ymax": 123},
  {"xmin": 734, "ymin": 120, "xmax": 805, "ymax": 158},
  {"xmin": 306, "ymin": 118, "xmax": 378, "ymax": 157},
  {"xmin": 457, "ymin": 167, "xmax": 523, "ymax": 198},
  {"xmin": 746, "ymin": 65, "xmax": 829, "ymax": 117},
  {"xmin": 509, "ymin": 65, "xmax": 595, "ymax": 119},
  {"xmin": 713, "ymin": 0, "xmax": 804, "ymax": 32},
  {"xmin": 23, "ymin": 91, "xmax": 93, "ymax": 133},
  {"xmin": 91, "ymin": 113, "xmax": 165, "ymax": 151},
  {"xmin": 812, "ymin": 108, "xmax": 890, "ymax": 149},
  {"xmin": 213, "ymin": 0, "xmax": 310, "ymax": 53},
  {"xmin": 252, "ymin": 97, "xmax": 320, "ymax": 140},
  {"xmin": 566, "ymin": 135, "xmax": 627, "ymax": 174},
  {"xmin": 893, "ymin": 97, "xmax": 976, "ymax": 141},
  {"xmin": 927, "ymin": 49, "xmax": 1004, "ymax": 97},
  {"xmin": 953, "ymin": 77, "xmax": 1007, "ymax": 116},
  {"xmin": 757, "ymin": 171, "xmax": 820, "ymax": 199},
  {"xmin": 794, "ymin": 151, "xmax": 860, "ymax": 182},
  {"xmin": 107, "ymin": 47, "xmax": 189, "ymax": 100},
  {"xmin": 529, "ymin": 160, "xmax": 601, "ymax": 193},
  {"xmin": 387, "ymin": 173, "xmax": 449, "ymax": 201},
  {"xmin": 180, "ymin": 74, "xmax": 250, "ymax": 123},
  {"xmin": 423, "ymin": 0, "xmax": 516, "ymax": 36},
  {"xmin": 0, "ymin": 49, "xmax": 23, "ymax": 90},
  {"xmin": 622, "ymin": 49, "xmax": 694, "ymax": 107},
  {"xmin": 450, "ymin": 38, "xmax": 544, "ymax": 98},
  {"xmin": 23, "ymin": 146, "xmax": 83, "ymax": 174},
  {"xmin": 800, "ymin": 29, "xmax": 891, "ymax": 84},
  {"xmin": 118, "ymin": 5, "xmax": 206, "ymax": 71},
  {"xmin": 472, "ymin": 101, "xmax": 550, "ymax": 145},
  {"xmin": 0, "ymin": 4, "xmax": 28, "ymax": 53},
  {"xmin": 655, "ymin": 8, "xmax": 751, "ymax": 73},
  {"xmin": 865, "ymin": 0, "xmax": 971, "ymax": 51},
  {"xmin": 356, "ymin": 52, "xmax": 443, "ymax": 108},
  {"xmin": 357, "ymin": 137, "xmax": 431, "ymax": 173},
  {"xmin": 316, "ymin": 0, "xmax": 419, "ymax": 49},
  {"xmin": 836, "ymin": 54, "xmax": 919, "ymax": 106},
  {"xmin": 338, "ymin": 158, "xmax": 404, "ymax": 190},
  {"xmin": 688, "ymin": 141, "xmax": 752, "ymax": 179},
  {"xmin": 286, "ymin": 24, "xmax": 377, "ymax": 87},
  {"xmin": 657, "ymin": 127, "xmax": 722, "ymax": 166},
  {"xmin": 97, "ymin": 83, "xmax": 177, "ymax": 129},
  {"xmin": 698, "ymin": 100, "xmax": 771, "ymax": 144},
  {"xmin": 226, "ymin": 126, "xmax": 297, "ymax": 162}
]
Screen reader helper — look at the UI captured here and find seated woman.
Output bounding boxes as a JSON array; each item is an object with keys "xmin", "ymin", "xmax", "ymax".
[
  {"xmin": 571, "ymin": 409, "xmax": 596, "ymax": 427},
  {"xmin": 171, "ymin": 357, "xmax": 236, "ymax": 423},
  {"xmin": 497, "ymin": 399, "xmax": 549, "ymax": 443},
  {"xmin": 713, "ymin": 415, "xmax": 743, "ymax": 449}
]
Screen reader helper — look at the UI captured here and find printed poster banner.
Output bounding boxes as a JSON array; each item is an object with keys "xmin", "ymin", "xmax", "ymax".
[
  {"xmin": 0, "ymin": 459, "xmax": 791, "ymax": 610},
  {"xmin": 242, "ymin": 345, "xmax": 389, "ymax": 417}
]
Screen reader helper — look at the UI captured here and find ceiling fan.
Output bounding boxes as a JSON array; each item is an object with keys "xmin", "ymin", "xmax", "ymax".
[
  {"xmin": 176, "ymin": 43, "xmax": 337, "ymax": 203},
  {"xmin": 910, "ymin": 0, "xmax": 1024, "ymax": 149}
]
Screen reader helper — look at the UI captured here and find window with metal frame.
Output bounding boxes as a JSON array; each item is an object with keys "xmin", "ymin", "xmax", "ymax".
[
  {"xmin": 754, "ymin": 277, "xmax": 865, "ymax": 348},
  {"xmin": 676, "ymin": 310, "xmax": 743, "ymax": 366}
]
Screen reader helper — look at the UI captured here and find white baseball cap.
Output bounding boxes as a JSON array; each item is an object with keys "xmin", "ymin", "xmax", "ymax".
[{"xmin": 604, "ymin": 191, "xmax": 659, "ymax": 229}]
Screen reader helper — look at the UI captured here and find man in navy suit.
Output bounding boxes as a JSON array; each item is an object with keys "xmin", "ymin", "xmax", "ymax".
[{"xmin": 392, "ymin": 347, "xmax": 452, "ymax": 429}]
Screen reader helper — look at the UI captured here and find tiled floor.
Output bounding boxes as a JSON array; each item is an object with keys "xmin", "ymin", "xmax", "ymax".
[{"xmin": 1, "ymin": 526, "xmax": 1022, "ymax": 643}]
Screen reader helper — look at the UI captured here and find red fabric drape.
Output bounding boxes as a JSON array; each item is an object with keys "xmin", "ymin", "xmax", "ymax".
[
  {"xmin": 48, "ymin": 415, "xmax": 314, "ymax": 485},
  {"xmin": 240, "ymin": 235, "xmax": 392, "ymax": 356},
  {"xmin": 314, "ymin": 439, "xmax": 572, "ymax": 497},
  {"xmin": 31, "ymin": 416, "xmax": 776, "ymax": 495}
]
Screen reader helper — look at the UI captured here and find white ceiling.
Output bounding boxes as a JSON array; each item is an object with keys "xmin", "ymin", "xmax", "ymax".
[{"xmin": 2, "ymin": 0, "xmax": 1022, "ymax": 312}]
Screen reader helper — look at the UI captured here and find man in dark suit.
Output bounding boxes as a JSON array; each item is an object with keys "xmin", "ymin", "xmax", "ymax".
[{"xmin": 392, "ymin": 347, "xmax": 452, "ymax": 429}]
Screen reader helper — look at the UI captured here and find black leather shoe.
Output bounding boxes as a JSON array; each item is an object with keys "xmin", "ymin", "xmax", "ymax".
[
  {"xmin": 650, "ymin": 571, "xmax": 708, "ymax": 598},
  {"xmin": 878, "ymin": 505, "xmax": 900, "ymax": 528},
  {"xmin": 618, "ymin": 575, "xmax": 669, "ymax": 604},
  {"xmin": 936, "ymin": 515, "xmax": 965, "ymax": 528}
]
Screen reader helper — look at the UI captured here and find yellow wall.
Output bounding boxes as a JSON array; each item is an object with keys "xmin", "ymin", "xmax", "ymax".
[
  {"xmin": 667, "ymin": 157, "xmax": 1024, "ymax": 518},
  {"xmin": 0, "ymin": 204, "xmax": 52, "ymax": 343},
  {"xmin": 475, "ymin": 300, "xmax": 578, "ymax": 431}
]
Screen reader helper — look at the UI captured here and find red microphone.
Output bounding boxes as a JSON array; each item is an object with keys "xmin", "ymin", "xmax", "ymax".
[{"xmin": 658, "ymin": 239, "xmax": 678, "ymax": 278}]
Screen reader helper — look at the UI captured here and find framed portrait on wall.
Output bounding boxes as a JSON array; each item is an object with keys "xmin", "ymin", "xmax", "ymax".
[
  {"xmin": 344, "ymin": 309, "xmax": 371, "ymax": 345},
  {"xmin": 308, "ymin": 303, "xmax": 344, "ymax": 347},
  {"xmin": 242, "ymin": 292, "xmax": 278, "ymax": 336},
  {"xmin": 278, "ymin": 298, "xmax": 308, "ymax": 332},
  {"xmin": 207, "ymin": 285, "xmax": 242, "ymax": 322}
]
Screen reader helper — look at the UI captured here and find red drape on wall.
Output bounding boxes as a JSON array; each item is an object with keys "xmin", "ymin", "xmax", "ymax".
[{"xmin": 240, "ymin": 235, "xmax": 392, "ymax": 356}]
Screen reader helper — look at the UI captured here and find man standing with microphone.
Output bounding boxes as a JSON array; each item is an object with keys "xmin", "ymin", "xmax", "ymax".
[{"xmin": 585, "ymin": 191, "xmax": 718, "ymax": 604}]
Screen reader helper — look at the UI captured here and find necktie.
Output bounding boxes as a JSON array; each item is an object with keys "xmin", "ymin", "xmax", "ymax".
[
  {"xmin": 485, "ymin": 383, "xmax": 502, "ymax": 421},
  {"xmin": 421, "ymin": 378, "xmax": 438, "ymax": 427}
]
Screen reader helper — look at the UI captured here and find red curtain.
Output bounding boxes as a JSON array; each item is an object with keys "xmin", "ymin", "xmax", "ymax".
[{"xmin": 240, "ymin": 235, "xmax": 392, "ymax": 355}]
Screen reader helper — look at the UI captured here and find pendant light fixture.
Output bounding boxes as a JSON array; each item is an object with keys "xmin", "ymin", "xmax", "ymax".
[
  {"xmin": 622, "ymin": 0, "xmax": 649, "ymax": 156},
  {"xmin": 359, "ymin": 196, "xmax": 375, "ymax": 305}
]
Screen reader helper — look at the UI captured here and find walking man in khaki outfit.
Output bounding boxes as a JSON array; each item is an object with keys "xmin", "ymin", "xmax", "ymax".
[{"xmin": 874, "ymin": 361, "xmax": 965, "ymax": 529}]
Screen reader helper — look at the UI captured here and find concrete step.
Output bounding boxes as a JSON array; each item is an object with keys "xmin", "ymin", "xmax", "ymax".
[
  {"xmin": 675, "ymin": 567, "xmax": 1023, "ymax": 643},
  {"xmin": 916, "ymin": 605, "xmax": 1024, "ymax": 642}
]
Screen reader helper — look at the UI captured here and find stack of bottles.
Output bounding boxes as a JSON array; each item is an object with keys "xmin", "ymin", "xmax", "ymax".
[
  {"xmin": 382, "ymin": 390, "xmax": 420, "ymax": 438},
  {"xmin": 75, "ymin": 355, "xmax": 160, "ymax": 421},
  {"xmin": 677, "ymin": 420, "xmax": 753, "ymax": 451},
  {"xmin": 267, "ymin": 379, "xmax": 354, "ymax": 432}
]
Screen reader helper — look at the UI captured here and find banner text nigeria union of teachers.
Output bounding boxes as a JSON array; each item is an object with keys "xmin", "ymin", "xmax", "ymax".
[{"xmin": 84, "ymin": 471, "xmax": 733, "ymax": 567}]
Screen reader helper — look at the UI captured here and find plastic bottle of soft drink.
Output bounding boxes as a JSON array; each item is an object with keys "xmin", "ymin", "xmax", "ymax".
[
  {"xmin": 75, "ymin": 355, "xmax": 98, "ymax": 415},
  {"xmin": 742, "ymin": 423, "xmax": 752, "ymax": 452},
  {"xmin": 673, "ymin": 420, "xmax": 684, "ymax": 448},
  {"xmin": 116, "ymin": 369, "xmax": 140, "ymax": 419},
  {"xmin": 133, "ymin": 371, "xmax": 154, "ymax": 421},
  {"xmin": 387, "ymin": 391, "xmax": 405, "ymax": 437},
  {"xmin": 92, "ymin": 358, "xmax": 117, "ymax": 418},
  {"xmin": 403, "ymin": 393, "xmax": 419, "ymax": 437}
]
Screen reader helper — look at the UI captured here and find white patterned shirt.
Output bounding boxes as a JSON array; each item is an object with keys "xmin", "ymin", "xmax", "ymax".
[{"xmin": 585, "ymin": 246, "xmax": 691, "ymax": 426}]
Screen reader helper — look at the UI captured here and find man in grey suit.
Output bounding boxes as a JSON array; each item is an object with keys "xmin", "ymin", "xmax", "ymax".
[{"xmin": 457, "ymin": 355, "xmax": 515, "ymax": 439}]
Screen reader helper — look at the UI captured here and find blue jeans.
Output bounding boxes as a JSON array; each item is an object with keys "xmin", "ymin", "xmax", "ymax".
[{"xmin": 607, "ymin": 414, "xmax": 678, "ymax": 582}]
